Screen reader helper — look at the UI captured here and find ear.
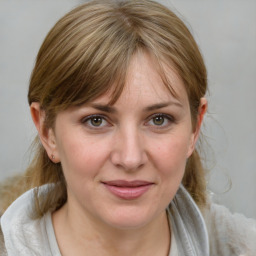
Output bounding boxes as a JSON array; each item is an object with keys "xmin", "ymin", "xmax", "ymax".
[
  {"xmin": 187, "ymin": 98, "xmax": 207, "ymax": 157},
  {"xmin": 30, "ymin": 102, "xmax": 60, "ymax": 163}
]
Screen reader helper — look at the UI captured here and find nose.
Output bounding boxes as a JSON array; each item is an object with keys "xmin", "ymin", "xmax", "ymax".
[{"xmin": 110, "ymin": 127, "xmax": 148, "ymax": 171}]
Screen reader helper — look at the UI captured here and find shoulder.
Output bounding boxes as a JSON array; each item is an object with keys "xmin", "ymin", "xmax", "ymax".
[
  {"xmin": 204, "ymin": 202, "xmax": 256, "ymax": 255},
  {"xmin": 0, "ymin": 219, "xmax": 7, "ymax": 256},
  {"xmin": 0, "ymin": 185, "xmax": 54, "ymax": 255}
]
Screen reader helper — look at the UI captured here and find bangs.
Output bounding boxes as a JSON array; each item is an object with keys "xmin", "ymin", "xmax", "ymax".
[
  {"xmin": 56, "ymin": 48, "xmax": 179, "ymax": 110},
  {"xmin": 39, "ymin": 21, "xmax": 139, "ymax": 112}
]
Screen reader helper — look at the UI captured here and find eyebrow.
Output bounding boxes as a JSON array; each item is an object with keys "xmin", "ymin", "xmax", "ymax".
[
  {"xmin": 90, "ymin": 103, "xmax": 117, "ymax": 113},
  {"xmin": 144, "ymin": 101, "xmax": 183, "ymax": 111},
  {"xmin": 90, "ymin": 101, "xmax": 182, "ymax": 113}
]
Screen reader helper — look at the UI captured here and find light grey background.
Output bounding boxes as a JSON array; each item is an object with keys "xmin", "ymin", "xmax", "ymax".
[{"xmin": 0, "ymin": 0, "xmax": 255, "ymax": 218}]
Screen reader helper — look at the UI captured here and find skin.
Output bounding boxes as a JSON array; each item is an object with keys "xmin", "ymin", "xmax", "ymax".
[{"xmin": 31, "ymin": 51, "xmax": 207, "ymax": 256}]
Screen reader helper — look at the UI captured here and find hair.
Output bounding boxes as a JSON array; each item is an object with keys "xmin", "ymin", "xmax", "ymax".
[{"xmin": 0, "ymin": 0, "xmax": 208, "ymax": 217}]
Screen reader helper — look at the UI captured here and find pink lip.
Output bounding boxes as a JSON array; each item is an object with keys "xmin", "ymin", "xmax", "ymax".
[{"xmin": 102, "ymin": 180, "xmax": 154, "ymax": 200}]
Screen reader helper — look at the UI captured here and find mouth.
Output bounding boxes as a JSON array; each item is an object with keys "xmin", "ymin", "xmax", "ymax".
[{"xmin": 102, "ymin": 180, "xmax": 154, "ymax": 200}]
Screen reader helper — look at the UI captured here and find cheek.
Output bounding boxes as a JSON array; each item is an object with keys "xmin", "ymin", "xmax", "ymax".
[
  {"xmin": 152, "ymin": 134, "xmax": 191, "ymax": 176},
  {"xmin": 56, "ymin": 134, "xmax": 110, "ymax": 180},
  {"xmin": 155, "ymin": 135, "xmax": 192, "ymax": 197}
]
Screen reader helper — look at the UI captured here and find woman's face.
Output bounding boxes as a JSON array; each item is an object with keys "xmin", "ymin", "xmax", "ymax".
[{"xmin": 46, "ymin": 52, "xmax": 201, "ymax": 230}]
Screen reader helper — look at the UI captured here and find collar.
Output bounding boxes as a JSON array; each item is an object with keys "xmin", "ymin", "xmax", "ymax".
[{"xmin": 168, "ymin": 185, "xmax": 209, "ymax": 256}]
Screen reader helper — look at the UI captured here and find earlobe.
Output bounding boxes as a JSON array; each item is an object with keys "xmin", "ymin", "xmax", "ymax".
[
  {"xmin": 30, "ymin": 102, "xmax": 60, "ymax": 163},
  {"xmin": 187, "ymin": 98, "xmax": 208, "ymax": 157}
]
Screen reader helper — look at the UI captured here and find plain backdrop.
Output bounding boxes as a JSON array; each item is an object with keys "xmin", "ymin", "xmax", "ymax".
[{"xmin": 0, "ymin": 0, "xmax": 255, "ymax": 218}]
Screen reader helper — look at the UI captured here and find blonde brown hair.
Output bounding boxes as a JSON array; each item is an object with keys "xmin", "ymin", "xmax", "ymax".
[{"xmin": 0, "ymin": 0, "xmax": 207, "ymax": 216}]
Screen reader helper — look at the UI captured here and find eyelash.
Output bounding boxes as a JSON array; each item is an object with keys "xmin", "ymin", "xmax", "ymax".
[{"xmin": 81, "ymin": 113, "xmax": 175, "ymax": 130}]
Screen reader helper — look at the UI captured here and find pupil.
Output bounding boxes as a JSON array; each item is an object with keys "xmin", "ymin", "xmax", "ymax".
[
  {"xmin": 154, "ymin": 116, "xmax": 164, "ymax": 125},
  {"xmin": 92, "ymin": 117, "xmax": 102, "ymax": 126}
]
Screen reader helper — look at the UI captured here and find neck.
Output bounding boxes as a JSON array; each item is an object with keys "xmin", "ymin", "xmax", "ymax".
[{"xmin": 53, "ymin": 203, "xmax": 171, "ymax": 256}]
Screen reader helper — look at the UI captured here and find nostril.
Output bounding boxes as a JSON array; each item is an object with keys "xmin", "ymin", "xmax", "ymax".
[{"xmin": 110, "ymin": 150, "xmax": 147, "ymax": 171}]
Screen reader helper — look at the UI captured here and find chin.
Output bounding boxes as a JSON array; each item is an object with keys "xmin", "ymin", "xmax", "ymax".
[{"xmin": 102, "ymin": 206, "xmax": 160, "ymax": 230}]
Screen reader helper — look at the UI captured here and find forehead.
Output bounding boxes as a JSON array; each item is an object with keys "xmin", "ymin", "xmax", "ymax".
[{"xmin": 97, "ymin": 51, "xmax": 189, "ymax": 107}]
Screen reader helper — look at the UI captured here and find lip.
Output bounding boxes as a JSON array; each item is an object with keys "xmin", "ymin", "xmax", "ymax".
[{"xmin": 102, "ymin": 180, "xmax": 154, "ymax": 200}]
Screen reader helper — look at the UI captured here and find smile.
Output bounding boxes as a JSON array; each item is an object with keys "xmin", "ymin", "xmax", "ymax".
[{"xmin": 102, "ymin": 180, "xmax": 154, "ymax": 200}]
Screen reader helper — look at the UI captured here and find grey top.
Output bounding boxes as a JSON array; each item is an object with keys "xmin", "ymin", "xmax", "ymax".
[{"xmin": 1, "ymin": 184, "xmax": 256, "ymax": 255}]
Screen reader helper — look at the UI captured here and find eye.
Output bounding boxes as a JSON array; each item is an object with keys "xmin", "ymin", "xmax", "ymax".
[
  {"xmin": 152, "ymin": 116, "xmax": 165, "ymax": 126},
  {"xmin": 82, "ymin": 115, "xmax": 110, "ymax": 129},
  {"xmin": 90, "ymin": 116, "xmax": 104, "ymax": 127},
  {"xmin": 146, "ymin": 114, "xmax": 174, "ymax": 128}
]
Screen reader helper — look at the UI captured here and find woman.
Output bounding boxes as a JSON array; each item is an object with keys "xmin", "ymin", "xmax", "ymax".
[{"xmin": 0, "ymin": 0, "xmax": 255, "ymax": 255}]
